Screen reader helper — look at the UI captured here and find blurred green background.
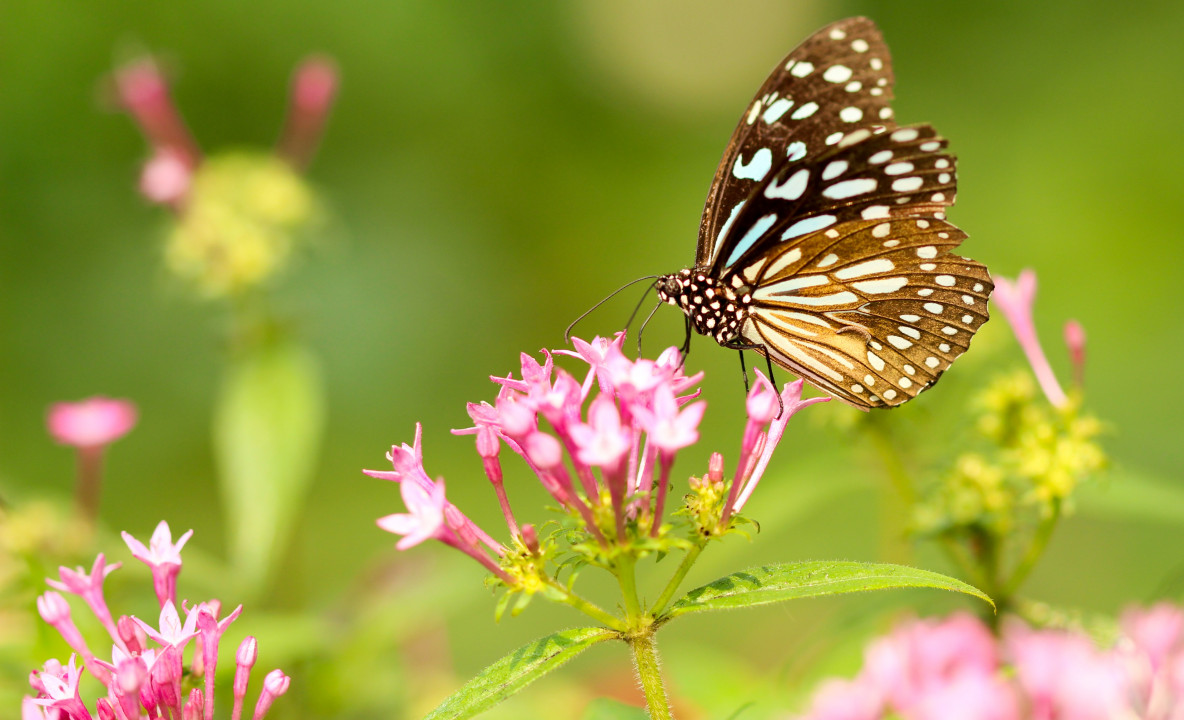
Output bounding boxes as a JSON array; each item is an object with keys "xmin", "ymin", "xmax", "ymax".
[{"xmin": 2, "ymin": 1, "xmax": 1183, "ymax": 718}]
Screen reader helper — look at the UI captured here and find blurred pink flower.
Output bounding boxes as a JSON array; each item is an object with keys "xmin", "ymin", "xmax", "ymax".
[
  {"xmin": 47, "ymin": 397, "xmax": 137, "ymax": 448},
  {"xmin": 278, "ymin": 56, "xmax": 339, "ymax": 169},
  {"xmin": 1063, "ymin": 319, "xmax": 1086, "ymax": 389},
  {"xmin": 991, "ymin": 270, "xmax": 1067, "ymax": 407}
]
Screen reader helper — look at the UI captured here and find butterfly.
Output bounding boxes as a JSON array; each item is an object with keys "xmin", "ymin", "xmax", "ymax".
[{"xmin": 655, "ymin": 16, "xmax": 992, "ymax": 410}]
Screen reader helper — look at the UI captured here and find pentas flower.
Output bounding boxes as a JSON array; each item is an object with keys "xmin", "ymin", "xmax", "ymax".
[
  {"xmin": 368, "ymin": 335, "xmax": 828, "ymax": 589},
  {"xmin": 47, "ymin": 398, "xmax": 138, "ymax": 449},
  {"xmin": 24, "ymin": 523, "xmax": 288, "ymax": 720},
  {"xmin": 122, "ymin": 520, "xmax": 193, "ymax": 606},
  {"xmin": 792, "ymin": 607, "xmax": 1184, "ymax": 720},
  {"xmin": 48, "ymin": 397, "xmax": 138, "ymax": 521},
  {"xmin": 991, "ymin": 270, "xmax": 1068, "ymax": 408}
]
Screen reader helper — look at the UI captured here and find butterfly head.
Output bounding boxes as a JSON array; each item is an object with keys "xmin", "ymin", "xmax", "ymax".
[{"xmin": 656, "ymin": 269, "xmax": 751, "ymax": 344}]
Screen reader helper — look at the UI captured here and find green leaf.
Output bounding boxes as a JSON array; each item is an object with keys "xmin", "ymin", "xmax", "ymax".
[
  {"xmin": 213, "ymin": 337, "xmax": 325, "ymax": 593},
  {"xmin": 663, "ymin": 561, "xmax": 992, "ymax": 620},
  {"xmin": 425, "ymin": 627, "xmax": 618, "ymax": 720}
]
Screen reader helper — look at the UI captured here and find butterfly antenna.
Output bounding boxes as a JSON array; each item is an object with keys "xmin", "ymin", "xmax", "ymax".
[
  {"xmin": 564, "ymin": 275, "xmax": 661, "ymax": 343},
  {"xmin": 636, "ymin": 299, "xmax": 663, "ymax": 357}
]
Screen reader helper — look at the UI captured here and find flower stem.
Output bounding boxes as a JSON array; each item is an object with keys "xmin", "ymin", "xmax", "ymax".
[
  {"xmin": 616, "ymin": 556, "xmax": 643, "ymax": 624},
  {"xmin": 629, "ymin": 633, "xmax": 672, "ymax": 720},
  {"xmin": 75, "ymin": 446, "xmax": 105, "ymax": 523},
  {"xmin": 1001, "ymin": 498, "xmax": 1062, "ymax": 600},
  {"xmin": 545, "ymin": 579, "xmax": 628, "ymax": 632},
  {"xmin": 650, "ymin": 541, "xmax": 705, "ymax": 619}
]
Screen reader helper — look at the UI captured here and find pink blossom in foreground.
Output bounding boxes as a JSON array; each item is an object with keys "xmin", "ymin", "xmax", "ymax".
[
  {"xmin": 25, "ymin": 524, "xmax": 287, "ymax": 720},
  {"xmin": 47, "ymin": 397, "xmax": 138, "ymax": 448},
  {"xmin": 122, "ymin": 521, "xmax": 194, "ymax": 607},
  {"xmin": 369, "ymin": 335, "xmax": 825, "ymax": 579},
  {"xmin": 792, "ymin": 606, "xmax": 1184, "ymax": 720},
  {"xmin": 991, "ymin": 270, "xmax": 1068, "ymax": 407},
  {"xmin": 1064, "ymin": 319, "xmax": 1087, "ymax": 389}
]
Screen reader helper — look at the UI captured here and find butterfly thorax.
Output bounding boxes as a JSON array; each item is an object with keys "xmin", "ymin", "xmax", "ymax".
[{"xmin": 657, "ymin": 269, "xmax": 752, "ymax": 344}]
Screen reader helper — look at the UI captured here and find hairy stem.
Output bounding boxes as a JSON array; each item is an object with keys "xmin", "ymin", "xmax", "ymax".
[
  {"xmin": 629, "ymin": 633, "xmax": 672, "ymax": 720},
  {"xmin": 650, "ymin": 541, "xmax": 705, "ymax": 619}
]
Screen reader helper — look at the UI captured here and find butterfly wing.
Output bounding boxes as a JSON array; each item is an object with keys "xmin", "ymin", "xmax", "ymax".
[
  {"xmin": 737, "ymin": 218, "xmax": 992, "ymax": 409},
  {"xmin": 696, "ymin": 17, "xmax": 897, "ymax": 269}
]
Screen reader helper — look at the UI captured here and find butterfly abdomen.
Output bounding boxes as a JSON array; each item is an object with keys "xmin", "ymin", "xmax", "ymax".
[{"xmin": 657, "ymin": 269, "xmax": 751, "ymax": 344}]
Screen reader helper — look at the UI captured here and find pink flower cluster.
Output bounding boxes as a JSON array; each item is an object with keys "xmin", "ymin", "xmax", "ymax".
[
  {"xmin": 25, "ymin": 521, "xmax": 289, "ymax": 720},
  {"xmin": 794, "ymin": 606, "xmax": 1184, "ymax": 720},
  {"xmin": 364, "ymin": 335, "xmax": 826, "ymax": 576}
]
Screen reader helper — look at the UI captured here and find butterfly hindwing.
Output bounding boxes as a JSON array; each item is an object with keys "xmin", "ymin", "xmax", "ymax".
[
  {"xmin": 738, "ymin": 218, "xmax": 991, "ymax": 409},
  {"xmin": 696, "ymin": 17, "xmax": 897, "ymax": 269}
]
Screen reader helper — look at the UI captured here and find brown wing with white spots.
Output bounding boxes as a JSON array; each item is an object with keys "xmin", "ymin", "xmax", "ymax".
[
  {"xmin": 737, "ymin": 218, "xmax": 991, "ymax": 410},
  {"xmin": 709, "ymin": 124, "xmax": 957, "ymax": 274},
  {"xmin": 696, "ymin": 17, "xmax": 897, "ymax": 269}
]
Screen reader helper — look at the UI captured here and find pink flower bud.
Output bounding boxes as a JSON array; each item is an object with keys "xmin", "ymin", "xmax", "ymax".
[
  {"xmin": 36, "ymin": 592, "xmax": 70, "ymax": 625},
  {"xmin": 118, "ymin": 615, "xmax": 145, "ymax": 654},
  {"xmin": 521, "ymin": 524, "xmax": 540, "ymax": 555},
  {"xmin": 47, "ymin": 397, "xmax": 138, "ymax": 448},
  {"xmin": 252, "ymin": 669, "xmax": 290, "ymax": 720},
  {"xmin": 708, "ymin": 453, "xmax": 724, "ymax": 484},
  {"xmin": 1064, "ymin": 319, "xmax": 1086, "ymax": 389},
  {"xmin": 183, "ymin": 688, "xmax": 203, "ymax": 720},
  {"xmin": 140, "ymin": 148, "xmax": 192, "ymax": 206},
  {"xmin": 96, "ymin": 697, "xmax": 118, "ymax": 720}
]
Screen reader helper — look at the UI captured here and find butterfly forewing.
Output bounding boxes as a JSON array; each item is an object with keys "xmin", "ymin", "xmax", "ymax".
[
  {"xmin": 712, "ymin": 124, "xmax": 957, "ymax": 275},
  {"xmin": 697, "ymin": 17, "xmax": 898, "ymax": 269},
  {"xmin": 740, "ymin": 219, "xmax": 992, "ymax": 409}
]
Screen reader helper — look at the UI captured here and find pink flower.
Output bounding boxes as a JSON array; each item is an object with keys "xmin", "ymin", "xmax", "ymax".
[
  {"xmin": 377, "ymin": 475, "xmax": 450, "ymax": 551},
  {"xmin": 132, "ymin": 602, "xmax": 199, "ymax": 651},
  {"xmin": 278, "ymin": 56, "xmax": 339, "ymax": 169},
  {"xmin": 122, "ymin": 521, "xmax": 193, "ymax": 607},
  {"xmin": 30, "ymin": 656, "xmax": 91, "ymax": 720},
  {"xmin": 1004, "ymin": 621, "xmax": 1129, "ymax": 720},
  {"xmin": 991, "ymin": 270, "xmax": 1068, "ymax": 407},
  {"xmin": 908, "ymin": 672, "xmax": 1020, "ymax": 720},
  {"xmin": 724, "ymin": 376, "xmax": 828, "ymax": 521},
  {"xmin": 47, "ymin": 397, "xmax": 138, "ymax": 448},
  {"xmin": 140, "ymin": 147, "xmax": 193, "ymax": 205},
  {"xmin": 635, "ymin": 385, "xmax": 706, "ymax": 455},
  {"xmin": 569, "ymin": 394, "xmax": 632, "ymax": 469},
  {"xmin": 796, "ymin": 677, "xmax": 883, "ymax": 719},
  {"xmin": 47, "ymin": 554, "xmax": 122, "ymax": 645},
  {"xmin": 1123, "ymin": 603, "xmax": 1184, "ymax": 675},
  {"xmin": 863, "ymin": 613, "xmax": 998, "ymax": 711}
]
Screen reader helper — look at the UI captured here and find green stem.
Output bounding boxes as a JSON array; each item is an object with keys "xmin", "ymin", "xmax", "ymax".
[
  {"xmin": 629, "ymin": 633, "xmax": 673, "ymax": 720},
  {"xmin": 546, "ymin": 579, "xmax": 628, "ymax": 632},
  {"xmin": 617, "ymin": 556, "xmax": 643, "ymax": 624},
  {"xmin": 650, "ymin": 542, "xmax": 705, "ymax": 618},
  {"xmin": 1001, "ymin": 499, "xmax": 1062, "ymax": 599}
]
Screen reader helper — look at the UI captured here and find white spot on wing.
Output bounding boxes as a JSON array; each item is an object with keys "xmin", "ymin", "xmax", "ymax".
[
  {"xmin": 869, "ymin": 150, "xmax": 893, "ymax": 164},
  {"xmin": 790, "ymin": 61, "xmax": 814, "ymax": 78},
  {"xmin": 853, "ymin": 277, "xmax": 908, "ymax": 294},
  {"xmin": 891, "ymin": 128, "xmax": 920, "ymax": 143},
  {"xmin": 861, "ymin": 205, "xmax": 890, "ymax": 220},
  {"xmin": 822, "ymin": 161, "xmax": 848, "ymax": 181},
  {"xmin": 935, "ymin": 275, "xmax": 956, "ymax": 286},
  {"xmin": 817, "ymin": 253, "xmax": 839, "ymax": 267},
  {"xmin": 746, "ymin": 102, "xmax": 761, "ymax": 125},
  {"xmin": 760, "ymin": 275, "xmax": 829, "ymax": 294},
  {"xmin": 836, "ymin": 258, "xmax": 895, "ymax": 279},
  {"xmin": 762, "ymin": 98, "xmax": 794, "ymax": 124},
  {"xmin": 765, "ymin": 247, "xmax": 802, "ymax": 278},
  {"xmin": 765, "ymin": 168, "xmax": 810, "ymax": 200},
  {"xmin": 892, "ymin": 177, "xmax": 924, "ymax": 192},
  {"xmin": 917, "ymin": 246, "xmax": 938, "ymax": 259},
  {"xmin": 839, "ymin": 106, "xmax": 863, "ymax": 122},
  {"xmin": 823, "ymin": 64, "xmax": 853, "ymax": 83},
  {"xmin": 888, "ymin": 335, "xmax": 912, "ymax": 349},
  {"xmin": 852, "ymin": 39, "xmax": 869, "ymax": 52},
  {"xmin": 867, "ymin": 351, "xmax": 885, "ymax": 371},
  {"xmin": 781, "ymin": 215, "xmax": 836, "ymax": 240},
  {"xmin": 786, "ymin": 141, "xmax": 807, "ymax": 162},
  {"xmin": 791, "ymin": 102, "xmax": 819, "ymax": 119},
  {"xmin": 885, "ymin": 162, "xmax": 914, "ymax": 175},
  {"xmin": 924, "ymin": 302, "xmax": 944, "ymax": 314},
  {"xmin": 823, "ymin": 178, "xmax": 878, "ymax": 199},
  {"xmin": 724, "ymin": 213, "xmax": 779, "ymax": 267},
  {"xmin": 900, "ymin": 326, "xmax": 921, "ymax": 339},
  {"xmin": 733, "ymin": 148, "xmax": 773, "ymax": 181}
]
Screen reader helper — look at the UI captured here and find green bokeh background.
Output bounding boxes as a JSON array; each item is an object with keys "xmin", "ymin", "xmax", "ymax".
[{"xmin": 2, "ymin": 1, "xmax": 1182, "ymax": 718}]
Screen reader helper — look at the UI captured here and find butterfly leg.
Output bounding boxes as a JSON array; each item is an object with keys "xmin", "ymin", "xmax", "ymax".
[
  {"xmin": 675, "ymin": 314, "xmax": 693, "ymax": 370},
  {"xmin": 724, "ymin": 340, "xmax": 785, "ymax": 417}
]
